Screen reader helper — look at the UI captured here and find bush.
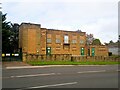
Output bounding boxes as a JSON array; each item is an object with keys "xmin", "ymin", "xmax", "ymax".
[{"xmin": 108, "ymin": 52, "xmax": 112, "ymax": 56}]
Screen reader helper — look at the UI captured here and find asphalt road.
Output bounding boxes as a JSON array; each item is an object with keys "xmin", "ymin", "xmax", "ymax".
[{"xmin": 2, "ymin": 65, "xmax": 119, "ymax": 89}]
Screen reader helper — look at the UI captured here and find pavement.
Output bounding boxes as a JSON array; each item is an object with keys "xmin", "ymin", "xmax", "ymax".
[
  {"xmin": 2, "ymin": 61, "xmax": 112, "ymax": 69},
  {"xmin": 2, "ymin": 64, "xmax": 119, "ymax": 88},
  {"xmin": 2, "ymin": 61, "xmax": 30, "ymax": 67}
]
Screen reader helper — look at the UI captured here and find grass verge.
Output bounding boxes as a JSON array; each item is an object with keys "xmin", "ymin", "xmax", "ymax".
[{"xmin": 27, "ymin": 61, "xmax": 120, "ymax": 66}]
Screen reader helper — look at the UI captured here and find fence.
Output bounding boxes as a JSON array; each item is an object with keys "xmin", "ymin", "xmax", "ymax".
[
  {"xmin": 23, "ymin": 54, "xmax": 72, "ymax": 62},
  {"xmin": 2, "ymin": 53, "xmax": 22, "ymax": 61},
  {"xmin": 71, "ymin": 56, "xmax": 119, "ymax": 62},
  {"xmin": 23, "ymin": 53, "xmax": 120, "ymax": 62}
]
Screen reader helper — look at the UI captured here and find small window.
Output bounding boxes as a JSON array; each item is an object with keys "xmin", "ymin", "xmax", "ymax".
[
  {"xmin": 56, "ymin": 47, "xmax": 61, "ymax": 50},
  {"xmin": 72, "ymin": 47, "xmax": 77, "ymax": 51},
  {"xmin": 56, "ymin": 39, "xmax": 61, "ymax": 43},
  {"xmin": 72, "ymin": 40, "xmax": 77, "ymax": 44},
  {"xmin": 56, "ymin": 35, "xmax": 60, "ymax": 38},
  {"xmin": 80, "ymin": 40, "xmax": 84, "ymax": 44},
  {"xmin": 72, "ymin": 35, "xmax": 77, "ymax": 39},
  {"xmin": 64, "ymin": 45, "xmax": 69, "ymax": 50},
  {"xmin": 47, "ymin": 34, "xmax": 51, "ymax": 38},
  {"xmin": 47, "ymin": 38, "xmax": 51, "ymax": 43},
  {"xmin": 80, "ymin": 33, "xmax": 85, "ymax": 36}
]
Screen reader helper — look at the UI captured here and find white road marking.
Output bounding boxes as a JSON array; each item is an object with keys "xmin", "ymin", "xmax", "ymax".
[
  {"xmin": 77, "ymin": 70, "xmax": 106, "ymax": 74},
  {"xmin": 56, "ymin": 73, "xmax": 61, "ymax": 75},
  {"xmin": 25, "ymin": 82, "xmax": 77, "ymax": 89},
  {"xmin": 10, "ymin": 73, "xmax": 56, "ymax": 78},
  {"xmin": 5, "ymin": 65, "xmax": 109, "ymax": 69},
  {"xmin": 6, "ymin": 65, "xmax": 75, "ymax": 69}
]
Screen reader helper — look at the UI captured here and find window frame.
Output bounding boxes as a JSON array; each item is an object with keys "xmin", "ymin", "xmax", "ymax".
[
  {"xmin": 72, "ymin": 39, "xmax": 77, "ymax": 44},
  {"xmin": 64, "ymin": 35, "xmax": 69, "ymax": 43},
  {"xmin": 56, "ymin": 38, "xmax": 61, "ymax": 44},
  {"xmin": 47, "ymin": 38, "xmax": 52, "ymax": 43}
]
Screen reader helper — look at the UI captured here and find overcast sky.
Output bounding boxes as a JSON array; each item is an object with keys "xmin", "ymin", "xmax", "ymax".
[{"xmin": 2, "ymin": 0, "xmax": 119, "ymax": 44}]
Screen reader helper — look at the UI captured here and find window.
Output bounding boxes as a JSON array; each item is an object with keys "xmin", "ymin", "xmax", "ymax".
[
  {"xmin": 72, "ymin": 40, "xmax": 77, "ymax": 44},
  {"xmin": 80, "ymin": 33, "xmax": 85, "ymax": 36},
  {"xmin": 72, "ymin": 35, "xmax": 77, "ymax": 44},
  {"xmin": 56, "ymin": 47, "xmax": 61, "ymax": 50},
  {"xmin": 72, "ymin": 35, "xmax": 77, "ymax": 39},
  {"xmin": 56, "ymin": 38, "xmax": 61, "ymax": 43},
  {"xmin": 56, "ymin": 35, "xmax": 60, "ymax": 38},
  {"xmin": 80, "ymin": 40, "xmax": 84, "ymax": 44},
  {"xmin": 64, "ymin": 45, "xmax": 69, "ymax": 50},
  {"xmin": 64, "ymin": 35, "xmax": 69, "ymax": 43},
  {"xmin": 47, "ymin": 38, "xmax": 51, "ymax": 43},
  {"xmin": 72, "ymin": 47, "xmax": 76, "ymax": 51},
  {"xmin": 47, "ymin": 34, "xmax": 51, "ymax": 38}
]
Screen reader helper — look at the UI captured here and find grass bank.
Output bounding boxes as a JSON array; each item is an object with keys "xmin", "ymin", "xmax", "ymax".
[{"xmin": 27, "ymin": 61, "xmax": 120, "ymax": 66}]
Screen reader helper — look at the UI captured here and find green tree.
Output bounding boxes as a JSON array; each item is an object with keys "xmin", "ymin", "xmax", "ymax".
[
  {"xmin": 92, "ymin": 39, "xmax": 101, "ymax": 45},
  {"xmin": 10, "ymin": 23, "xmax": 19, "ymax": 52},
  {"xmin": 0, "ymin": 12, "xmax": 2, "ymax": 55},
  {"xmin": 109, "ymin": 40, "xmax": 114, "ymax": 44},
  {"xmin": 2, "ymin": 13, "xmax": 20, "ymax": 53},
  {"xmin": 2, "ymin": 13, "xmax": 12, "ymax": 53}
]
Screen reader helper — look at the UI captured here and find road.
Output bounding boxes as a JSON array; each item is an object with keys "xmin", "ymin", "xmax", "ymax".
[{"xmin": 2, "ymin": 65, "xmax": 119, "ymax": 89}]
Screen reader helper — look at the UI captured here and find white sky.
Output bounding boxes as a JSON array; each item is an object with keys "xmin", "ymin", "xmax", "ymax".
[{"xmin": 2, "ymin": 0, "xmax": 119, "ymax": 44}]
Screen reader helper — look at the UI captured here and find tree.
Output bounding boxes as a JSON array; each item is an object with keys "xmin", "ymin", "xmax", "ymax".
[
  {"xmin": 104, "ymin": 42, "xmax": 108, "ymax": 45},
  {"xmin": 2, "ymin": 13, "xmax": 20, "ymax": 53},
  {"xmin": 116, "ymin": 40, "xmax": 120, "ymax": 43},
  {"xmin": 10, "ymin": 23, "xmax": 19, "ymax": 52},
  {"xmin": 2, "ymin": 13, "xmax": 12, "ymax": 53},
  {"xmin": 86, "ymin": 34, "xmax": 94, "ymax": 45},
  {"xmin": 0, "ymin": 12, "xmax": 2, "ymax": 55},
  {"xmin": 92, "ymin": 39, "xmax": 101, "ymax": 45},
  {"xmin": 109, "ymin": 40, "xmax": 114, "ymax": 44}
]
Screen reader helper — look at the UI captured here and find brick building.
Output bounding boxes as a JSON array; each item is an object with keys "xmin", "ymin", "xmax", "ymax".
[{"xmin": 19, "ymin": 23, "xmax": 108, "ymax": 57}]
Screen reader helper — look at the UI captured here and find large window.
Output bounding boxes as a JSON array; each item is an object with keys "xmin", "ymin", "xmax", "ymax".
[{"xmin": 64, "ymin": 35, "xmax": 69, "ymax": 43}]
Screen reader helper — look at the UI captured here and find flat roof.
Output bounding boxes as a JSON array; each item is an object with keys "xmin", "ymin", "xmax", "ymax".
[
  {"xmin": 20, "ymin": 22, "xmax": 86, "ymax": 33},
  {"xmin": 20, "ymin": 23, "xmax": 41, "ymax": 27},
  {"xmin": 47, "ymin": 29, "xmax": 86, "ymax": 33}
]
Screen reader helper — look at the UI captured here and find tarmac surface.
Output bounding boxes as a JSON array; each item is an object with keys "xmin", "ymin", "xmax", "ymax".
[{"xmin": 2, "ymin": 63, "xmax": 119, "ymax": 89}]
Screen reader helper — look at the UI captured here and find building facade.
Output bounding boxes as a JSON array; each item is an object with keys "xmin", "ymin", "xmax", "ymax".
[
  {"xmin": 107, "ymin": 44, "xmax": 119, "ymax": 55},
  {"xmin": 19, "ymin": 23, "xmax": 108, "ymax": 56}
]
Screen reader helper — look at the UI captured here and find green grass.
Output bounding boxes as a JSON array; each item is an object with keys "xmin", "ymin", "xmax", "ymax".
[{"xmin": 27, "ymin": 61, "xmax": 120, "ymax": 66}]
